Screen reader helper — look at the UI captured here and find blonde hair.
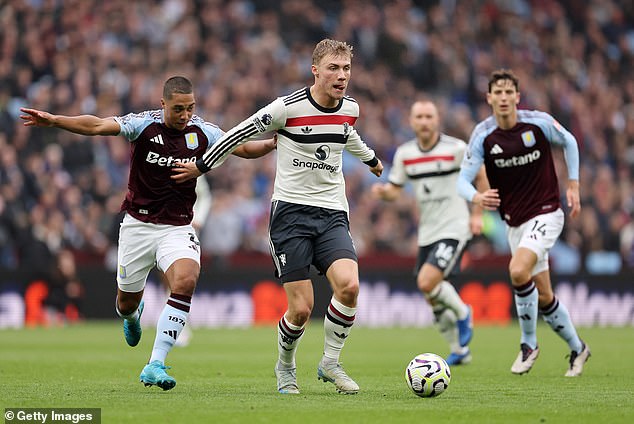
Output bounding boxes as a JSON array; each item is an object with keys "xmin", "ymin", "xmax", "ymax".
[{"xmin": 312, "ymin": 39, "xmax": 354, "ymax": 65}]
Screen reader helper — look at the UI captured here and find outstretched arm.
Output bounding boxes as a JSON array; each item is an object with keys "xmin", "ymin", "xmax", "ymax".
[{"xmin": 20, "ymin": 108, "xmax": 120, "ymax": 136}]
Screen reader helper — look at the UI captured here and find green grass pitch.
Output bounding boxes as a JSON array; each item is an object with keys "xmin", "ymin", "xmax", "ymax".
[{"xmin": 2, "ymin": 322, "xmax": 633, "ymax": 423}]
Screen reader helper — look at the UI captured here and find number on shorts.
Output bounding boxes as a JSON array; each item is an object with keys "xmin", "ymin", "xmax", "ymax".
[
  {"xmin": 530, "ymin": 221, "xmax": 547, "ymax": 238},
  {"xmin": 435, "ymin": 242, "xmax": 455, "ymax": 268}
]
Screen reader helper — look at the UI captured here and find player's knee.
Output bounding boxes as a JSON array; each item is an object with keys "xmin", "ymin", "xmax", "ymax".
[
  {"xmin": 117, "ymin": 297, "xmax": 140, "ymax": 316},
  {"xmin": 170, "ymin": 273, "xmax": 198, "ymax": 296},
  {"xmin": 335, "ymin": 279, "xmax": 359, "ymax": 304},
  {"xmin": 295, "ymin": 309, "xmax": 312, "ymax": 325},
  {"xmin": 417, "ymin": 277, "xmax": 438, "ymax": 294},
  {"xmin": 287, "ymin": 303, "xmax": 312, "ymax": 325},
  {"xmin": 509, "ymin": 264, "xmax": 531, "ymax": 285},
  {"xmin": 538, "ymin": 290, "xmax": 554, "ymax": 307}
]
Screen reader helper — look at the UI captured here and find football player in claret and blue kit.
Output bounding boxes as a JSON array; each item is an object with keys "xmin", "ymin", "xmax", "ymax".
[
  {"xmin": 20, "ymin": 76, "xmax": 276, "ymax": 390},
  {"xmin": 457, "ymin": 69, "xmax": 590, "ymax": 377}
]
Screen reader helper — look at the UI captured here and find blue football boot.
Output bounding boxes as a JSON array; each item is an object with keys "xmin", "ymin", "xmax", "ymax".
[{"xmin": 123, "ymin": 300, "xmax": 144, "ymax": 347}]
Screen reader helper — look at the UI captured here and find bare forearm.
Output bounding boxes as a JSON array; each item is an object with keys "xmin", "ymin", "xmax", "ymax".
[
  {"xmin": 52, "ymin": 115, "xmax": 119, "ymax": 136},
  {"xmin": 21, "ymin": 107, "xmax": 120, "ymax": 136},
  {"xmin": 234, "ymin": 138, "xmax": 276, "ymax": 158}
]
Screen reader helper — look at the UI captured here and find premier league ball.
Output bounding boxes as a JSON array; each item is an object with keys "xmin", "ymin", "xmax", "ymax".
[{"xmin": 405, "ymin": 353, "xmax": 451, "ymax": 397}]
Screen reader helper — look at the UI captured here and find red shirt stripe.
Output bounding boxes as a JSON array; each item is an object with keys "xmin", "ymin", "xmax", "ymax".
[
  {"xmin": 286, "ymin": 115, "xmax": 357, "ymax": 127},
  {"xmin": 403, "ymin": 155, "xmax": 454, "ymax": 166}
]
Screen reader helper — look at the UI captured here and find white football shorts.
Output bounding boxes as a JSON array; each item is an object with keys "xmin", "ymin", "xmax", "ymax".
[
  {"xmin": 117, "ymin": 213, "xmax": 201, "ymax": 292},
  {"xmin": 506, "ymin": 208, "xmax": 564, "ymax": 275}
]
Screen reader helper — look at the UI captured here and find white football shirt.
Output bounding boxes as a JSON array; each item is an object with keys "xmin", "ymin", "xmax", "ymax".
[
  {"xmin": 388, "ymin": 134, "xmax": 471, "ymax": 246},
  {"xmin": 199, "ymin": 87, "xmax": 377, "ymax": 212}
]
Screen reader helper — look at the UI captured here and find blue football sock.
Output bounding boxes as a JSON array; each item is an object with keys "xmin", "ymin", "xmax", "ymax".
[
  {"xmin": 541, "ymin": 297, "xmax": 583, "ymax": 353},
  {"xmin": 514, "ymin": 281, "xmax": 538, "ymax": 349}
]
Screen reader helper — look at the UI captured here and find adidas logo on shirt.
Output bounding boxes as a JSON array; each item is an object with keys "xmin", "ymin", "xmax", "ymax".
[
  {"xmin": 490, "ymin": 144, "xmax": 503, "ymax": 154},
  {"xmin": 151, "ymin": 134, "xmax": 164, "ymax": 145}
]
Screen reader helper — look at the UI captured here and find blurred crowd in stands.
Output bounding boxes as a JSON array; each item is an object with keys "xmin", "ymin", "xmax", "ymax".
[{"xmin": 1, "ymin": 0, "xmax": 634, "ymax": 314}]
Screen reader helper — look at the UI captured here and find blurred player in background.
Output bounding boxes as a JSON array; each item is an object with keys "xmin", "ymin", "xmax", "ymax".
[
  {"xmin": 172, "ymin": 39, "xmax": 383, "ymax": 395},
  {"xmin": 457, "ymin": 69, "xmax": 590, "ymax": 376},
  {"xmin": 20, "ymin": 76, "xmax": 276, "ymax": 390},
  {"xmin": 372, "ymin": 99, "xmax": 483, "ymax": 366}
]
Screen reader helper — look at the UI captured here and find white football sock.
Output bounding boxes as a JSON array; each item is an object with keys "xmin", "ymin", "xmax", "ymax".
[
  {"xmin": 323, "ymin": 297, "xmax": 356, "ymax": 363},
  {"xmin": 433, "ymin": 305, "xmax": 467, "ymax": 354},
  {"xmin": 427, "ymin": 281, "xmax": 469, "ymax": 320},
  {"xmin": 277, "ymin": 314, "xmax": 305, "ymax": 369}
]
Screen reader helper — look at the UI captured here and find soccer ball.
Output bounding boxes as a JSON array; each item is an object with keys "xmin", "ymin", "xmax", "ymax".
[{"xmin": 405, "ymin": 353, "xmax": 451, "ymax": 397}]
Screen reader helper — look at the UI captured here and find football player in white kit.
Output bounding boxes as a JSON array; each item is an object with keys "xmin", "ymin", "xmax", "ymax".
[
  {"xmin": 373, "ymin": 100, "xmax": 483, "ymax": 365},
  {"xmin": 173, "ymin": 39, "xmax": 384, "ymax": 395}
]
